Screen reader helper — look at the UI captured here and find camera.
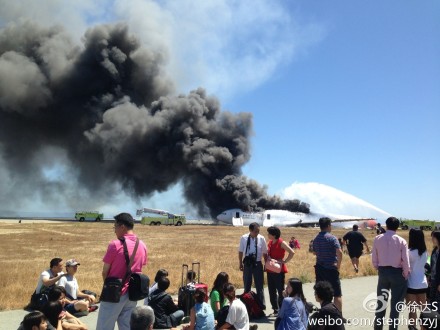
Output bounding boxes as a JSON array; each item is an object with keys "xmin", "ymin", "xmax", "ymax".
[{"xmin": 243, "ymin": 254, "xmax": 257, "ymax": 267}]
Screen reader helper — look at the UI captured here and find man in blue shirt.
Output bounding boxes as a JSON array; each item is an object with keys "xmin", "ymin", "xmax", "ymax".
[{"xmin": 313, "ymin": 217, "xmax": 343, "ymax": 313}]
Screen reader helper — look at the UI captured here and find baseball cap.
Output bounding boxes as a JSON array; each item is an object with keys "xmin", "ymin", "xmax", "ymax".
[{"xmin": 66, "ymin": 259, "xmax": 80, "ymax": 267}]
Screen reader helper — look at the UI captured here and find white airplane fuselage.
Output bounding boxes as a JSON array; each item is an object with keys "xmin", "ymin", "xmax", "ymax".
[
  {"xmin": 216, "ymin": 208, "xmax": 377, "ymax": 229},
  {"xmin": 217, "ymin": 208, "xmax": 317, "ymax": 227}
]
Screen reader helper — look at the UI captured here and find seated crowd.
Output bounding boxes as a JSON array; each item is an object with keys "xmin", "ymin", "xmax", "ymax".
[
  {"xmin": 23, "ymin": 215, "xmax": 440, "ymax": 330},
  {"xmin": 21, "ymin": 259, "xmax": 342, "ymax": 330}
]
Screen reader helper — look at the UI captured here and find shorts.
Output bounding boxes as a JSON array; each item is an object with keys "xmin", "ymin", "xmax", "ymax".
[
  {"xmin": 407, "ymin": 287, "xmax": 429, "ymax": 294},
  {"xmin": 64, "ymin": 303, "xmax": 77, "ymax": 314},
  {"xmin": 348, "ymin": 249, "xmax": 363, "ymax": 259},
  {"xmin": 315, "ymin": 264, "xmax": 342, "ymax": 297}
]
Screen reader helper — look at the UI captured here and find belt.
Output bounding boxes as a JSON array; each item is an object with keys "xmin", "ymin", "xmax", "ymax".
[{"xmin": 378, "ymin": 266, "xmax": 403, "ymax": 270}]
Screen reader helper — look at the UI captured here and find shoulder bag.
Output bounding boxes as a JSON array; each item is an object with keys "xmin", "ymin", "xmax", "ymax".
[
  {"xmin": 120, "ymin": 238, "xmax": 150, "ymax": 301},
  {"xmin": 100, "ymin": 237, "xmax": 148, "ymax": 302},
  {"xmin": 265, "ymin": 242, "xmax": 282, "ymax": 273}
]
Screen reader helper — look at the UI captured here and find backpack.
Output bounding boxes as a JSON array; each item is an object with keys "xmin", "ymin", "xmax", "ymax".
[
  {"xmin": 129, "ymin": 273, "xmax": 150, "ymax": 301},
  {"xmin": 239, "ymin": 291, "xmax": 265, "ymax": 319},
  {"xmin": 215, "ymin": 305, "xmax": 230, "ymax": 329}
]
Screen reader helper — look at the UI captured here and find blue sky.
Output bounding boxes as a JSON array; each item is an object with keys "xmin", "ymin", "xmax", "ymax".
[
  {"xmin": 0, "ymin": 0, "xmax": 438, "ymax": 219},
  {"xmin": 223, "ymin": 1, "xmax": 440, "ymax": 219}
]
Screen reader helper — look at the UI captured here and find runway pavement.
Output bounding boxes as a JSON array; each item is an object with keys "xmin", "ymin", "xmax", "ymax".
[{"xmin": 0, "ymin": 275, "xmax": 410, "ymax": 330}]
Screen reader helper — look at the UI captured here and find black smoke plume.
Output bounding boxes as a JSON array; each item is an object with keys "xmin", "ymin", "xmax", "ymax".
[{"xmin": 0, "ymin": 21, "xmax": 309, "ymax": 217}]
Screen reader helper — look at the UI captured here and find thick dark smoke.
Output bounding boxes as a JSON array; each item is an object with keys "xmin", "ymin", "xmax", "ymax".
[{"xmin": 0, "ymin": 21, "xmax": 309, "ymax": 217}]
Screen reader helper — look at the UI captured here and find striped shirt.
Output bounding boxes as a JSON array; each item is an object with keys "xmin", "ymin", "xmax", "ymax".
[{"xmin": 313, "ymin": 231, "xmax": 340, "ymax": 269}]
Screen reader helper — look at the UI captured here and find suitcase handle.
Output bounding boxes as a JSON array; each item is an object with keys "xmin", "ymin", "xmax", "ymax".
[
  {"xmin": 182, "ymin": 264, "xmax": 189, "ymax": 286},
  {"xmin": 192, "ymin": 262, "xmax": 200, "ymax": 283}
]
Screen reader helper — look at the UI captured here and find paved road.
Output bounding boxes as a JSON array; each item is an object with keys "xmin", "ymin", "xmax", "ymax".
[{"xmin": 0, "ymin": 275, "xmax": 408, "ymax": 330}]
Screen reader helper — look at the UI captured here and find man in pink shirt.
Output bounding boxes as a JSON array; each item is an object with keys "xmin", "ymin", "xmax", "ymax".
[
  {"xmin": 96, "ymin": 213, "xmax": 148, "ymax": 330},
  {"xmin": 372, "ymin": 216, "xmax": 410, "ymax": 330}
]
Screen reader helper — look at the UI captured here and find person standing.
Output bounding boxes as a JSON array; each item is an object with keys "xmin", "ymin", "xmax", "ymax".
[
  {"xmin": 266, "ymin": 226, "xmax": 294, "ymax": 316},
  {"xmin": 406, "ymin": 229, "xmax": 428, "ymax": 328},
  {"xmin": 238, "ymin": 222, "xmax": 268, "ymax": 309},
  {"xmin": 313, "ymin": 217, "xmax": 343, "ymax": 312},
  {"xmin": 376, "ymin": 223, "xmax": 386, "ymax": 235},
  {"xmin": 372, "ymin": 216, "xmax": 410, "ymax": 330},
  {"xmin": 342, "ymin": 224, "xmax": 370, "ymax": 273},
  {"xmin": 96, "ymin": 213, "xmax": 148, "ymax": 330},
  {"xmin": 429, "ymin": 232, "xmax": 440, "ymax": 305}
]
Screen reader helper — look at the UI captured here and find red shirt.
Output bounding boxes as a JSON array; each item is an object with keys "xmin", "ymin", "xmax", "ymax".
[{"xmin": 267, "ymin": 239, "xmax": 288, "ymax": 273}]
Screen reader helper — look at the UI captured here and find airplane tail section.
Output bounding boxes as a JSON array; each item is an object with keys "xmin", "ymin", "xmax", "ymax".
[{"xmin": 232, "ymin": 217, "xmax": 244, "ymax": 226}]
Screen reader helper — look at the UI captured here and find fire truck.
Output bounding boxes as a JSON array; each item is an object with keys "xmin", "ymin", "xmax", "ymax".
[
  {"xmin": 75, "ymin": 211, "xmax": 104, "ymax": 222},
  {"xmin": 136, "ymin": 208, "xmax": 186, "ymax": 226},
  {"xmin": 400, "ymin": 219, "xmax": 435, "ymax": 231}
]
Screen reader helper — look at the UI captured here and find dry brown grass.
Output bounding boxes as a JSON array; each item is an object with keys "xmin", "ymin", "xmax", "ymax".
[{"xmin": 0, "ymin": 222, "xmax": 426, "ymax": 311}]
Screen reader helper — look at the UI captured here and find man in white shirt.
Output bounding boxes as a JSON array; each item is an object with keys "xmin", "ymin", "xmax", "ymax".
[
  {"xmin": 58, "ymin": 259, "xmax": 97, "ymax": 314},
  {"xmin": 219, "ymin": 284, "xmax": 250, "ymax": 330},
  {"xmin": 30, "ymin": 257, "xmax": 67, "ymax": 310},
  {"xmin": 238, "ymin": 222, "xmax": 267, "ymax": 309},
  {"xmin": 34, "ymin": 258, "xmax": 66, "ymax": 294}
]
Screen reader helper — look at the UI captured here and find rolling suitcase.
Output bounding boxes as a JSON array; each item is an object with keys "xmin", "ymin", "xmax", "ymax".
[{"xmin": 177, "ymin": 262, "xmax": 209, "ymax": 316}]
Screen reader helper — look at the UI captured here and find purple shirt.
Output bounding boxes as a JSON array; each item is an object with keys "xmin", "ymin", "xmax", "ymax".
[
  {"xmin": 372, "ymin": 230, "xmax": 410, "ymax": 278},
  {"xmin": 103, "ymin": 234, "xmax": 147, "ymax": 294}
]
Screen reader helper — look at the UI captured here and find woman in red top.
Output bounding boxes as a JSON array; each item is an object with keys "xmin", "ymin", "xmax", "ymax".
[{"xmin": 266, "ymin": 226, "xmax": 295, "ymax": 316}]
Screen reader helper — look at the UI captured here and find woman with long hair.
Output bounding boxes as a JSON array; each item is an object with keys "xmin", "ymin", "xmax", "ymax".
[
  {"xmin": 406, "ymin": 229, "xmax": 428, "ymax": 329},
  {"xmin": 429, "ymin": 231, "xmax": 440, "ymax": 305},
  {"xmin": 275, "ymin": 278, "xmax": 308, "ymax": 330},
  {"xmin": 209, "ymin": 272, "xmax": 229, "ymax": 318}
]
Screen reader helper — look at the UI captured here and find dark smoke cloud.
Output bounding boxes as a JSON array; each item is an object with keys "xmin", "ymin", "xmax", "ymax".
[{"xmin": 0, "ymin": 21, "xmax": 309, "ymax": 217}]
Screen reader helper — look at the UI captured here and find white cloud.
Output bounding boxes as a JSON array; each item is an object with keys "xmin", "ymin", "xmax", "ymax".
[{"xmin": 282, "ymin": 182, "xmax": 391, "ymax": 220}]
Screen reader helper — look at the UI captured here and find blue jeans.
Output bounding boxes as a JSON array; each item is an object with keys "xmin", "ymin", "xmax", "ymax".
[
  {"xmin": 170, "ymin": 309, "xmax": 185, "ymax": 327},
  {"xmin": 374, "ymin": 267, "xmax": 407, "ymax": 330},
  {"xmin": 96, "ymin": 293, "xmax": 137, "ymax": 330}
]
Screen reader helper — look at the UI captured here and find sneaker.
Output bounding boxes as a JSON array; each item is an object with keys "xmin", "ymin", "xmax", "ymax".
[
  {"xmin": 250, "ymin": 325, "xmax": 258, "ymax": 330},
  {"xmin": 88, "ymin": 305, "xmax": 99, "ymax": 312},
  {"xmin": 271, "ymin": 310, "xmax": 278, "ymax": 316},
  {"xmin": 181, "ymin": 316, "xmax": 191, "ymax": 324}
]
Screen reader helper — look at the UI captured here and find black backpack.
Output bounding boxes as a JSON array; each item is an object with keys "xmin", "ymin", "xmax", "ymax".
[{"xmin": 129, "ymin": 273, "xmax": 150, "ymax": 301}]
